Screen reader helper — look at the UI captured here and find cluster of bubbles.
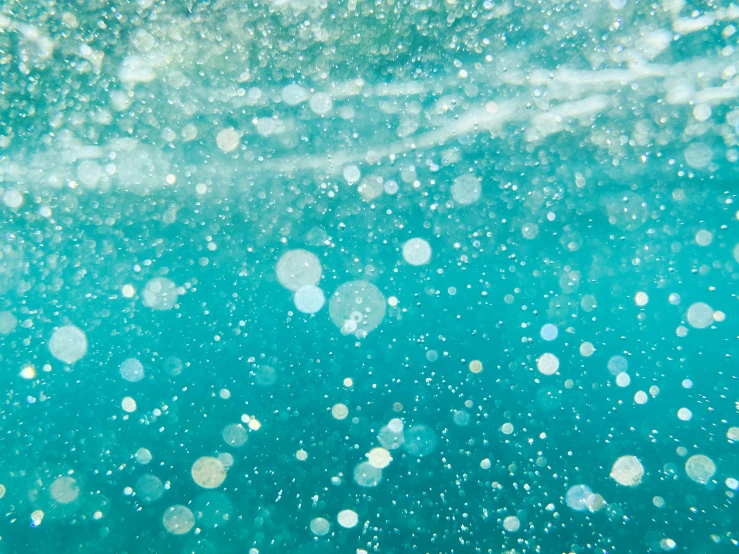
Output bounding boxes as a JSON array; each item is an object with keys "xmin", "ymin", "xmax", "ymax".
[
  {"xmin": 564, "ymin": 451, "xmax": 719, "ymax": 516},
  {"xmin": 0, "ymin": 0, "xmax": 737, "ymax": 552}
]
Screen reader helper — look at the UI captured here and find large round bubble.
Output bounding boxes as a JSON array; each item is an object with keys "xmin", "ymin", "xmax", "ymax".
[
  {"xmin": 49, "ymin": 325, "xmax": 88, "ymax": 364},
  {"xmin": 276, "ymin": 249, "xmax": 322, "ymax": 291},
  {"xmin": 142, "ymin": 277, "xmax": 179, "ymax": 310},
  {"xmin": 329, "ymin": 280, "xmax": 386, "ymax": 338},
  {"xmin": 403, "ymin": 424, "xmax": 437, "ymax": 457}
]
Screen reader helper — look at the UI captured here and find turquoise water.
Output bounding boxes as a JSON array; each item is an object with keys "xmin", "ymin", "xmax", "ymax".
[{"xmin": 1, "ymin": 1, "xmax": 738, "ymax": 553}]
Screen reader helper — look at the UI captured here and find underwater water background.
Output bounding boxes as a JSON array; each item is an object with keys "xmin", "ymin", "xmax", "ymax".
[{"xmin": 1, "ymin": 0, "xmax": 738, "ymax": 553}]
